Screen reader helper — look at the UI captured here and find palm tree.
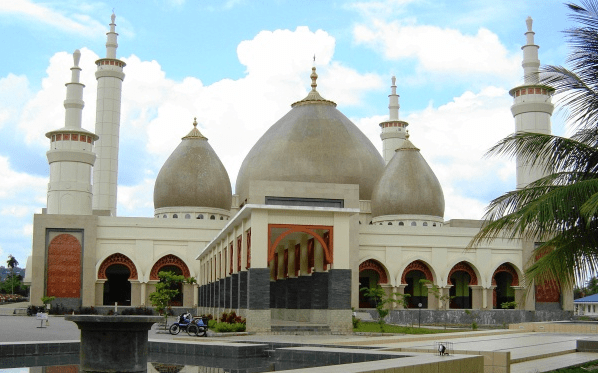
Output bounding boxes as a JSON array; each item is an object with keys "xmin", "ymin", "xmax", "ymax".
[
  {"xmin": 470, "ymin": 1, "xmax": 598, "ymax": 289},
  {"xmin": 6, "ymin": 255, "xmax": 18, "ymax": 295}
]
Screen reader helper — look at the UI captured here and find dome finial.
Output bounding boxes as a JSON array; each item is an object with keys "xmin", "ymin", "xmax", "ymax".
[
  {"xmin": 193, "ymin": 117, "xmax": 198, "ymax": 127},
  {"xmin": 310, "ymin": 66, "xmax": 318, "ymax": 92},
  {"xmin": 405, "ymin": 130, "xmax": 410, "ymax": 139}
]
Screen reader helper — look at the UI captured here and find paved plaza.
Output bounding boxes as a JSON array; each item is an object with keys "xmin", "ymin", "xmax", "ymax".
[{"xmin": 1, "ymin": 302, "xmax": 598, "ymax": 372}]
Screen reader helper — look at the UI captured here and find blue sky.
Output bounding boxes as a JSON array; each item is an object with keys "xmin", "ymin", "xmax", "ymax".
[{"xmin": 0, "ymin": 0, "xmax": 572, "ymax": 266}]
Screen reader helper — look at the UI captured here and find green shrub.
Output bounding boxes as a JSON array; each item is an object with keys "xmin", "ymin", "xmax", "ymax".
[
  {"xmin": 213, "ymin": 322, "xmax": 246, "ymax": 333},
  {"xmin": 352, "ymin": 315, "xmax": 360, "ymax": 329}
]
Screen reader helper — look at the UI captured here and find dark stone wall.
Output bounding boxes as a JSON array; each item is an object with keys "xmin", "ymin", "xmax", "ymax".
[
  {"xmin": 327, "ymin": 269, "xmax": 351, "ymax": 309},
  {"xmin": 379, "ymin": 309, "xmax": 574, "ymax": 326},
  {"xmin": 231, "ymin": 273, "xmax": 239, "ymax": 309},
  {"xmin": 247, "ymin": 268, "xmax": 270, "ymax": 310},
  {"xmin": 311, "ymin": 272, "xmax": 329, "ymax": 309},
  {"xmin": 286, "ymin": 277, "xmax": 298, "ymax": 309},
  {"xmin": 239, "ymin": 271, "xmax": 248, "ymax": 309},
  {"xmin": 224, "ymin": 277, "xmax": 231, "ymax": 309},
  {"xmin": 298, "ymin": 276, "xmax": 311, "ymax": 309}
]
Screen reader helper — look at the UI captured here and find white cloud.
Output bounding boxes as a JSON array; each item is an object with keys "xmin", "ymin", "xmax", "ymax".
[
  {"xmin": 356, "ymin": 86, "xmax": 516, "ymax": 221},
  {"xmin": 0, "ymin": 156, "xmax": 47, "ymax": 200},
  {"xmin": 0, "ymin": 0, "xmax": 105, "ymax": 37},
  {"xmin": 18, "ymin": 48, "xmax": 99, "ymax": 147},
  {"xmin": 0, "ymin": 74, "xmax": 32, "ymax": 130},
  {"xmin": 353, "ymin": 19, "xmax": 519, "ymax": 82}
]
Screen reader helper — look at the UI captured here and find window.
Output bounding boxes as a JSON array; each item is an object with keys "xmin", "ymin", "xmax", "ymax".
[
  {"xmin": 411, "ymin": 222, "xmax": 416, "ymax": 226},
  {"xmin": 185, "ymin": 214, "xmax": 190, "ymax": 219},
  {"xmin": 399, "ymin": 222, "xmax": 404, "ymax": 226},
  {"xmin": 210, "ymin": 215, "xmax": 215, "ymax": 220},
  {"xmin": 388, "ymin": 222, "xmax": 392, "ymax": 225},
  {"xmin": 163, "ymin": 214, "xmax": 167, "ymax": 218},
  {"xmin": 197, "ymin": 214, "xmax": 204, "ymax": 219},
  {"xmin": 220, "ymin": 216, "xmax": 224, "ymax": 220},
  {"xmin": 423, "ymin": 222, "xmax": 428, "ymax": 226},
  {"xmin": 433, "ymin": 223, "xmax": 437, "ymax": 227},
  {"xmin": 173, "ymin": 214, "xmax": 178, "ymax": 219}
]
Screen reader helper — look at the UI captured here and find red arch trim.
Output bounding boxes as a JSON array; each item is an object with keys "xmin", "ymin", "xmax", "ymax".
[
  {"xmin": 268, "ymin": 224, "xmax": 333, "ymax": 264},
  {"xmin": 401, "ymin": 260, "xmax": 433, "ymax": 284},
  {"xmin": 359, "ymin": 259, "xmax": 388, "ymax": 284},
  {"xmin": 98, "ymin": 253, "xmax": 138, "ymax": 280},
  {"xmin": 447, "ymin": 261, "xmax": 478, "ymax": 285},
  {"xmin": 491, "ymin": 263, "xmax": 519, "ymax": 286},
  {"xmin": 150, "ymin": 254, "xmax": 191, "ymax": 280}
]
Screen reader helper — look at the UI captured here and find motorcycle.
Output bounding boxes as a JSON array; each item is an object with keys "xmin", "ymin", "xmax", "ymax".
[{"xmin": 168, "ymin": 312, "xmax": 195, "ymax": 336}]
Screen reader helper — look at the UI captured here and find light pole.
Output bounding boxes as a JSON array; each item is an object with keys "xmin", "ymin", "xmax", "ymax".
[{"xmin": 418, "ymin": 303, "xmax": 423, "ymax": 328}]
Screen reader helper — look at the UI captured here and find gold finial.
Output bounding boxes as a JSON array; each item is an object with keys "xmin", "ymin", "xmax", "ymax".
[
  {"xmin": 310, "ymin": 67, "xmax": 318, "ymax": 91},
  {"xmin": 406, "ymin": 130, "xmax": 410, "ymax": 139},
  {"xmin": 193, "ymin": 117, "xmax": 198, "ymax": 127}
]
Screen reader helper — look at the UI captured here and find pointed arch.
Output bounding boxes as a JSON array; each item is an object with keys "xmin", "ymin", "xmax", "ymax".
[
  {"xmin": 150, "ymin": 254, "xmax": 191, "ymax": 280},
  {"xmin": 491, "ymin": 263, "xmax": 520, "ymax": 286},
  {"xmin": 359, "ymin": 259, "xmax": 389, "ymax": 284},
  {"xmin": 400, "ymin": 260, "xmax": 434, "ymax": 284},
  {"xmin": 447, "ymin": 261, "xmax": 478, "ymax": 285},
  {"xmin": 98, "ymin": 253, "xmax": 138, "ymax": 280},
  {"xmin": 268, "ymin": 224, "xmax": 333, "ymax": 264}
]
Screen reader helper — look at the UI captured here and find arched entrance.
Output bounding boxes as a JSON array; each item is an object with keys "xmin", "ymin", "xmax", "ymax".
[
  {"xmin": 358, "ymin": 259, "xmax": 388, "ymax": 308},
  {"xmin": 447, "ymin": 262, "xmax": 477, "ymax": 309},
  {"xmin": 98, "ymin": 253, "xmax": 138, "ymax": 306},
  {"xmin": 150, "ymin": 255, "xmax": 190, "ymax": 307},
  {"xmin": 492, "ymin": 263, "xmax": 519, "ymax": 309},
  {"xmin": 401, "ymin": 260, "xmax": 433, "ymax": 308},
  {"xmin": 103, "ymin": 265, "xmax": 131, "ymax": 306}
]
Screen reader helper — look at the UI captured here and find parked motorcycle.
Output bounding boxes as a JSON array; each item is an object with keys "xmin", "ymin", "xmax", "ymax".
[{"xmin": 168, "ymin": 312, "xmax": 195, "ymax": 336}]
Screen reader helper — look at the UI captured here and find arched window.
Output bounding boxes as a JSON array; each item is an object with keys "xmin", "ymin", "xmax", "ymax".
[
  {"xmin": 220, "ymin": 216, "xmax": 223, "ymax": 220},
  {"xmin": 163, "ymin": 214, "xmax": 167, "ymax": 218},
  {"xmin": 388, "ymin": 222, "xmax": 392, "ymax": 225},
  {"xmin": 433, "ymin": 223, "xmax": 437, "ymax": 227},
  {"xmin": 197, "ymin": 214, "xmax": 204, "ymax": 219},
  {"xmin": 411, "ymin": 222, "xmax": 416, "ymax": 226},
  {"xmin": 399, "ymin": 222, "xmax": 404, "ymax": 226},
  {"xmin": 210, "ymin": 215, "xmax": 215, "ymax": 220},
  {"xmin": 185, "ymin": 214, "xmax": 190, "ymax": 219},
  {"xmin": 173, "ymin": 214, "xmax": 178, "ymax": 219},
  {"xmin": 423, "ymin": 222, "xmax": 428, "ymax": 226}
]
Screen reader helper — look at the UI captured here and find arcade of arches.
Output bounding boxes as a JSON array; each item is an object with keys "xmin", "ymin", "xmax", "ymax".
[
  {"xmin": 357, "ymin": 260, "xmax": 533, "ymax": 310},
  {"xmin": 96, "ymin": 253, "xmax": 191, "ymax": 307}
]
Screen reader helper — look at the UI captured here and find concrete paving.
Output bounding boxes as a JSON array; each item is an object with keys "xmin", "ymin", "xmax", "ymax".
[{"xmin": 2, "ymin": 311, "xmax": 598, "ymax": 372}]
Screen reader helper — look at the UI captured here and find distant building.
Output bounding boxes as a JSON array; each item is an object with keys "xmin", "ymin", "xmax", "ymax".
[{"xmin": 25, "ymin": 15, "xmax": 570, "ymax": 333}]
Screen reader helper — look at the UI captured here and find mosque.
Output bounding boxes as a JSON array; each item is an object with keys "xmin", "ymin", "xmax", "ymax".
[{"xmin": 24, "ymin": 15, "xmax": 571, "ymax": 332}]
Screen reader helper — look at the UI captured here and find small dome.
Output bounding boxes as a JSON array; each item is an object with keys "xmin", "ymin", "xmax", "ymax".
[
  {"xmin": 371, "ymin": 134, "xmax": 444, "ymax": 218},
  {"xmin": 154, "ymin": 119, "xmax": 232, "ymax": 211},
  {"xmin": 235, "ymin": 68, "xmax": 385, "ymax": 201}
]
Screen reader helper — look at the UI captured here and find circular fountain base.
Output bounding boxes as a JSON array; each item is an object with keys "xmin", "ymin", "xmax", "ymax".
[{"xmin": 66, "ymin": 315, "xmax": 163, "ymax": 372}]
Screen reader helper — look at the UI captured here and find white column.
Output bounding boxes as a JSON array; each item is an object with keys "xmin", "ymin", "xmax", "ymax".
[{"xmin": 92, "ymin": 14, "xmax": 126, "ymax": 216}]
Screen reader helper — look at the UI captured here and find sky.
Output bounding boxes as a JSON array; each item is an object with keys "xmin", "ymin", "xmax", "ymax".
[{"xmin": 0, "ymin": 0, "xmax": 575, "ymax": 267}]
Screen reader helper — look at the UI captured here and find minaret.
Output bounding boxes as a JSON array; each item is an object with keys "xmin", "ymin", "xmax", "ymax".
[
  {"xmin": 509, "ymin": 17, "xmax": 554, "ymax": 189},
  {"xmin": 379, "ymin": 77, "xmax": 409, "ymax": 164},
  {"xmin": 92, "ymin": 13, "xmax": 126, "ymax": 216},
  {"xmin": 45, "ymin": 50, "xmax": 99, "ymax": 215}
]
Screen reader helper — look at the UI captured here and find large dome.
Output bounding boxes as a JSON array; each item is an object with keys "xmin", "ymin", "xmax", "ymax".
[
  {"xmin": 235, "ymin": 68, "xmax": 385, "ymax": 201},
  {"xmin": 154, "ymin": 120, "xmax": 232, "ymax": 212},
  {"xmin": 371, "ymin": 135, "xmax": 444, "ymax": 219}
]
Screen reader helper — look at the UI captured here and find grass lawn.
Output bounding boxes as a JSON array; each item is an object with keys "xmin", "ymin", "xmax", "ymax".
[
  {"xmin": 354, "ymin": 322, "xmax": 463, "ymax": 334},
  {"xmin": 546, "ymin": 360, "xmax": 598, "ymax": 372}
]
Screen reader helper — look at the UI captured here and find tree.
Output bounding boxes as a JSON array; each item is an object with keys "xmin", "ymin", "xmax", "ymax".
[
  {"xmin": 360, "ymin": 285, "xmax": 410, "ymax": 332},
  {"xmin": 469, "ymin": 1, "xmax": 598, "ymax": 289},
  {"xmin": 149, "ymin": 271, "xmax": 194, "ymax": 327},
  {"xmin": 6, "ymin": 255, "xmax": 18, "ymax": 295}
]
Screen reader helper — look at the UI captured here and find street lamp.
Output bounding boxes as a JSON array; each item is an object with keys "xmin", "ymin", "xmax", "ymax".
[{"xmin": 418, "ymin": 303, "xmax": 423, "ymax": 328}]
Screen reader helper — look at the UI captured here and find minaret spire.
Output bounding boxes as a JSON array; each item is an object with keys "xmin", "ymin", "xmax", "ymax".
[
  {"xmin": 379, "ymin": 76, "xmax": 409, "ymax": 164},
  {"xmin": 92, "ymin": 14, "xmax": 126, "ymax": 216},
  {"xmin": 45, "ymin": 50, "xmax": 98, "ymax": 215},
  {"xmin": 509, "ymin": 17, "xmax": 554, "ymax": 189}
]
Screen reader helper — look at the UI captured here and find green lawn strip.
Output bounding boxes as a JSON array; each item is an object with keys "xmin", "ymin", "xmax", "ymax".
[
  {"xmin": 354, "ymin": 322, "xmax": 462, "ymax": 334},
  {"xmin": 544, "ymin": 359, "xmax": 598, "ymax": 372}
]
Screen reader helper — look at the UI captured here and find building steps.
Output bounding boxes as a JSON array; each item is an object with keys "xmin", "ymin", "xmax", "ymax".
[{"xmin": 510, "ymin": 352, "xmax": 598, "ymax": 373}]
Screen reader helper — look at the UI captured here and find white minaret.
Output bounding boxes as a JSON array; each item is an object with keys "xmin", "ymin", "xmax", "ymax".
[
  {"xmin": 510, "ymin": 17, "xmax": 554, "ymax": 189},
  {"xmin": 92, "ymin": 13, "xmax": 126, "ymax": 216},
  {"xmin": 46, "ymin": 50, "xmax": 99, "ymax": 215},
  {"xmin": 379, "ymin": 76, "xmax": 409, "ymax": 164}
]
